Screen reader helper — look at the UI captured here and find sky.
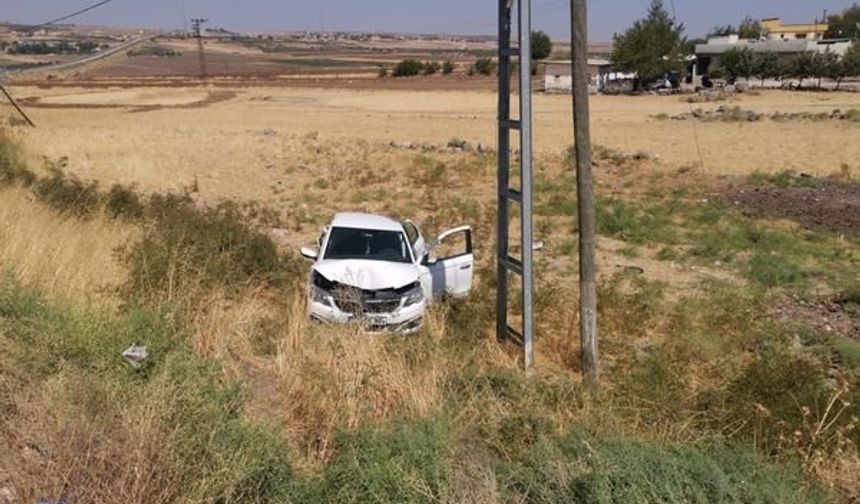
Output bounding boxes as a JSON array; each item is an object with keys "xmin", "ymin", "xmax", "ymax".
[{"xmin": 4, "ymin": 0, "xmax": 857, "ymax": 41}]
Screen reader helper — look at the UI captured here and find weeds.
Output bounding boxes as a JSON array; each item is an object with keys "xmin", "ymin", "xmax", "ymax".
[
  {"xmin": 502, "ymin": 431, "xmax": 829, "ymax": 504},
  {"xmin": 0, "ymin": 137, "xmax": 35, "ymax": 186},
  {"xmin": 33, "ymin": 162, "xmax": 102, "ymax": 218},
  {"xmin": 597, "ymin": 197, "xmax": 679, "ymax": 245},
  {"xmin": 105, "ymin": 183, "xmax": 146, "ymax": 220},
  {"xmin": 0, "ymin": 281, "xmax": 295, "ymax": 504},
  {"xmin": 120, "ymin": 198, "xmax": 299, "ymax": 306},
  {"xmin": 1, "ymin": 135, "xmax": 855, "ymax": 501}
]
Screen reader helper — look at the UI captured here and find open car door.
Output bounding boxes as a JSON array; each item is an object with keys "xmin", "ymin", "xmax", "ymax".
[{"xmin": 423, "ymin": 226, "xmax": 473, "ymax": 299}]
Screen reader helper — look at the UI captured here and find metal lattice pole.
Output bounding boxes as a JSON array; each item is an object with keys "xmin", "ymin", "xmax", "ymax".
[
  {"xmin": 497, "ymin": 0, "xmax": 534, "ymax": 371},
  {"xmin": 191, "ymin": 18, "xmax": 208, "ymax": 79}
]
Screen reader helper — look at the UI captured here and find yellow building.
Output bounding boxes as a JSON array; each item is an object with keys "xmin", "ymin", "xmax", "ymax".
[{"xmin": 761, "ymin": 18, "xmax": 829, "ymax": 41}]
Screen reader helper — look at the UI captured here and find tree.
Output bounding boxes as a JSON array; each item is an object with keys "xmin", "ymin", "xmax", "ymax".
[
  {"xmin": 531, "ymin": 30, "xmax": 553, "ymax": 60},
  {"xmin": 720, "ymin": 47, "xmax": 753, "ymax": 82},
  {"xmin": 825, "ymin": 3, "xmax": 860, "ymax": 39},
  {"xmin": 709, "ymin": 16, "xmax": 761, "ymax": 39},
  {"xmin": 710, "ymin": 24, "xmax": 735, "ymax": 37},
  {"xmin": 787, "ymin": 52, "xmax": 815, "ymax": 89},
  {"xmin": 392, "ymin": 59, "xmax": 424, "ymax": 77},
  {"xmin": 738, "ymin": 16, "xmax": 763, "ymax": 39},
  {"xmin": 442, "ymin": 60, "xmax": 455, "ymax": 75},
  {"xmin": 829, "ymin": 43, "xmax": 860, "ymax": 90},
  {"xmin": 422, "ymin": 61, "xmax": 441, "ymax": 75},
  {"xmin": 611, "ymin": 0, "xmax": 685, "ymax": 90},
  {"xmin": 751, "ymin": 52, "xmax": 779, "ymax": 86},
  {"xmin": 811, "ymin": 51, "xmax": 838, "ymax": 88}
]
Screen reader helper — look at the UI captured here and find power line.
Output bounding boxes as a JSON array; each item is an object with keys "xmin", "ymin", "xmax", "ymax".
[
  {"xmin": 433, "ymin": 0, "xmax": 569, "ymax": 35},
  {"xmin": 36, "ymin": 0, "xmax": 118, "ymax": 27}
]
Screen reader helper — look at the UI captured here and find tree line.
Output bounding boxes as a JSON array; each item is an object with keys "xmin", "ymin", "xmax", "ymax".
[
  {"xmin": 718, "ymin": 45, "xmax": 860, "ymax": 90},
  {"xmin": 381, "ymin": 30, "xmax": 552, "ymax": 78},
  {"xmin": 2, "ymin": 40, "xmax": 106, "ymax": 55},
  {"xmin": 611, "ymin": 0, "xmax": 860, "ymax": 90}
]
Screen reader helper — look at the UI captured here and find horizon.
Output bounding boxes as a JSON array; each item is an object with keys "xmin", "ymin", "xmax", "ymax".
[{"xmin": 4, "ymin": 0, "xmax": 857, "ymax": 42}]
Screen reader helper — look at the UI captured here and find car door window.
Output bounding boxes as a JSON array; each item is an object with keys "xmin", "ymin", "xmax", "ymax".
[
  {"xmin": 422, "ymin": 227, "xmax": 473, "ymax": 299},
  {"xmin": 403, "ymin": 221, "xmax": 419, "ymax": 245},
  {"xmin": 402, "ymin": 220, "xmax": 421, "ymax": 259},
  {"xmin": 431, "ymin": 230, "xmax": 471, "ymax": 261}
]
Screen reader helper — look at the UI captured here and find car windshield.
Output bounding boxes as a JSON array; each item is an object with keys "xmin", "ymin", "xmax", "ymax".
[{"xmin": 324, "ymin": 227, "xmax": 412, "ymax": 263}]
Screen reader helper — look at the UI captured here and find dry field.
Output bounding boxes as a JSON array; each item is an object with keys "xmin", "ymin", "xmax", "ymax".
[{"xmin": 6, "ymin": 85, "xmax": 859, "ymax": 201}]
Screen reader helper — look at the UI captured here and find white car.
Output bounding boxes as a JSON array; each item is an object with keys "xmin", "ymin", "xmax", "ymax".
[{"xmin": 300, "ymin": 212, "xmax": 474, "ymax": 333}]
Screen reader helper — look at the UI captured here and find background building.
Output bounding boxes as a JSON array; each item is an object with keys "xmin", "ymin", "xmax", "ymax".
[{"xmin": 761, "ymin": 17, "xmax": 829, "ymax": 41}]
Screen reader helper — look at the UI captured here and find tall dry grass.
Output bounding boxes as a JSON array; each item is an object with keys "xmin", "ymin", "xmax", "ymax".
[
  {"xmin": 174, "ymin": 277, "xmax": 457, "ymax": 466},
  {"xmin": 3, "ymin": 368, "xmax": 185, "ymax": 504},
  {"xmin": 0, "ymin": 187, "xmax": 137, "ymax": 307}
]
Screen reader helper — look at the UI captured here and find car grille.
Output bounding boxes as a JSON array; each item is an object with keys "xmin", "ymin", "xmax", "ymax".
[
  {"xmin": 364, "ymin": 299, "xmax": 403, "ymax": 314},
  {"xmin": 333, "ymin": 297, "xmax": 403, "ymax": 315}
]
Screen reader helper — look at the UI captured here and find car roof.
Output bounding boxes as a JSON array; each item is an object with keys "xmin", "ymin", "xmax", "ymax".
[{"xmin": 331, "ymin": 212, "xmax": 404, "ymax": 232}]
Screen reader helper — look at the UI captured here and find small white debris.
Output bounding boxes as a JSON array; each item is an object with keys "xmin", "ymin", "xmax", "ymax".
[{"xmin": 122, "ymin": 343, "xmax": 148, "ymax": 368}]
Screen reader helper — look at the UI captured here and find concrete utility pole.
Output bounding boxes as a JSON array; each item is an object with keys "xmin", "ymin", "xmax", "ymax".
[
  {"xmin": 191, "ymin": 18, "xmax": 208, "ymax": 79},
  {"xmin": 570, "ymin": 0, "xmax": 598, "ymax": 390}
]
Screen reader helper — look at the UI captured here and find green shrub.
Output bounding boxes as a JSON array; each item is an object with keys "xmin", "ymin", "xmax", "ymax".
[
  {"xmin": 725, "ymin": 349, "xmax": 836, "ymax": 450},
  {"xmin": 120, "ymin": 196, "xmax": 298, "ymax": 305},
  {"xmin": 393, "ymin": 59, "xmax": 425, "ymax": 77},
  {"xmin": 308, "ymin": 421, "xmax": 450, "ymax": 503},
  {"xmin": 423, "ymin": 61, "xmax": 441, "ymax": 75},
  {"xmin": 105, "ymin": 183, "xmax": 145, "ymax": 220},
  {"xmin": 473, "ymin": 58, "xmax": 497, "ymax": 76},
  {"xmin": 33, "ymin": 161, "xmax": 101, "ymax": 218},
  {"xmin": 502, "ymin": 432, "xmax": 830, "ymax": 504},
  {"xmin": 442, "ymin": 60, "xmax": 455, "ymax": 74}
]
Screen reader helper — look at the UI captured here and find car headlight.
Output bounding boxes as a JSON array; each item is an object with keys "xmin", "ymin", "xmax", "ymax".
[
  {"xmin": 402, "ymin": 282, "xmax": 424, "ymax": 307},
  {"xmin": 311, "ymin": 285, "xmax": 331, "ymax": 305},
  {"xmin": 311, "ymin": 271, "xmax": 333, "ymax": 306}
]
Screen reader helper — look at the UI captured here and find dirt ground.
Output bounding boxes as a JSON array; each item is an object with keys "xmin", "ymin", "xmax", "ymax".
[
  {"xmin": 724, "ymin": 179, "xmax": 860, "ymax": 235},
  {"xmin": 772, "ymin": 294, "xmax": 860, "ymax": 341}
]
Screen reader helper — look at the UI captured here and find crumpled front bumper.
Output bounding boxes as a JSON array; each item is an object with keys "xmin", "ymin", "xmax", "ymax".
[{"xmin": 307, "ymin": 294, "xmax": 425, "ymax": 334}]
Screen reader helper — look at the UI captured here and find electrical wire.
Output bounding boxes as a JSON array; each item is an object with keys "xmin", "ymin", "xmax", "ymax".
[
  {"xmin": 431, "ymin": 0, "xmax": 570, "ymax": 35},
  {"xmin": 36, "ymin": 0, "xmax": 118, "ymax": 27}
]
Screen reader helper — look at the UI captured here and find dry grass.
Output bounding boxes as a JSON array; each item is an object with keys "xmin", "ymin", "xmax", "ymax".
[
  {"xmin": 1, "ymin": 83, "xmax": 858, "ymax": 501},
  {"xmin": 6, "ymin": 86, "xmax": 859, "ymax": 205},
  {"xmin": 0, "ymin": 187, "xmax": 136, "ymax": 307},
  {"xmin": 2, "ymin": 368, "xmax": 186, "ymax": 504}
]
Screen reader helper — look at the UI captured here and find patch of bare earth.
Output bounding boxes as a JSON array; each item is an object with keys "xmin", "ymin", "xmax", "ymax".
[
  {"xmin": 723, "ymin": 179, "xmax": 860, "ymax": 234},
  {"xmin": 771, "ymin": 294, "xmax": 860, "ymax": 340}
]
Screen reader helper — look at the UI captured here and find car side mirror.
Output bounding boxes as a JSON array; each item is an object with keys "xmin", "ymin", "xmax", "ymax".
[{"xmin": 300, "ymin": 246, "xmax": 318, "ymax": 260}]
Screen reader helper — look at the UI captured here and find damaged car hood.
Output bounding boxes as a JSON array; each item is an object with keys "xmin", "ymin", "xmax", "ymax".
[{"xmin": 313, "ymin": 259, "xmax": 419, "ymax": 291}]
